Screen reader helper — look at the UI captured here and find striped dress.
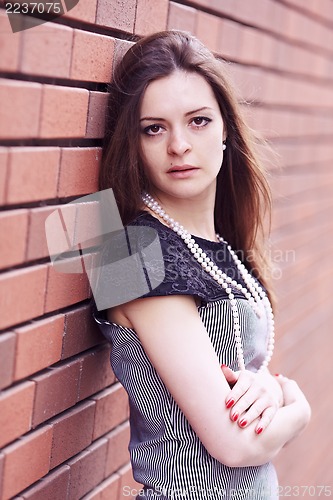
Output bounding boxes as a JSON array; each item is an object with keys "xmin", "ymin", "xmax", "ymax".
[{"xmin": 94, "ymin": 212, "xmax": 279, "ymax": 500}]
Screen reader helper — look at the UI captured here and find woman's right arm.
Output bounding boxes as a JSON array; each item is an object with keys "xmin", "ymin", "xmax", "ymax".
[{"xmin": 115, "ymin": 294, "xmax": 311, "ymax": 468}]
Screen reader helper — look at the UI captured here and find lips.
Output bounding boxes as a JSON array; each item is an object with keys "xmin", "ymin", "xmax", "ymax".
[
  {"xmin": 167, "ymin": 164, "xmax": 198, "ymax": 173},
  {"xmin": 166, "ymin": 165, "xmax": 199, "ymax": 179}
]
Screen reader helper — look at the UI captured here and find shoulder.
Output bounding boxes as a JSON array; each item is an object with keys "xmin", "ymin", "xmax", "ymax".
[
  {"xmin": 127, "ymin": 212, "xmax": 228, "ymax": 303},
  {"xmin": 93, "ymin": 210, "xmax": 231, "ymax": 317}
]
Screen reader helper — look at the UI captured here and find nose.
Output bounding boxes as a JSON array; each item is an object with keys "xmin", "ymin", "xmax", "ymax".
[{"xmin": 167, "ymin": 128, "xmax": 191, "ymax": 156}]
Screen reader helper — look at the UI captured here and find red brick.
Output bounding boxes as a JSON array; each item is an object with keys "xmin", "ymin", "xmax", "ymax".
[
  {"xmin": 82, "ymin": 473, "xmax": 120, "ymax": 500},
  {"xmin": 6, "ymin": 147, "xmax": 60, "ymax": 204},
  {"xmin": 240, "ymin": 27, "xmax": 264, "ymax": 65},
  {"xmin": 217, "ymin": 19, "xmax": 244, "ymax": 62},
  {"xmin": 50, "ymin": 401, "xmax": 95, "ymax": 468},
  {"xmin": 92, "ymin": 384, "xmax": 129, "ymax": 440},
  {"xmin": 105, "ymin": 422, "xmax": 130, "ymax": 476},
  {"xmin": 31, "ymin": 358, "xmax": 81, "ymax": 426},
  {"xmin": 43, "ymin": 203, "xmax": 84, "ymax": 275},
  {"xmin": 44, "ymin": 261, "xmax": 90, "ymax": 313},
  {"xmin": 86, "ymin": 91, "xmax": 108, "ymax": 138},
  {"xmin": 64, "ymin": 0, "xmax": 97, "ymax": 23},
  {"xmin": 2, "ymin": 426, "xmax": 53, "ymax": 500},
  {"xmin": 229, "ymin": 65, "xmax": 264, "ymax": 103},
  {"xmin": 14, "ymin": 315, "xmax": 64, "ymax": 380},
  {"xmin": 0, "ymin": 453, "xmax": 4, "ymax": 500},
  {"xmin": 0, "ymin": 332, "xmax": 16, "ymax": 390},
  {"xmin": 118, "ymin": 463, "xmax": 142, "ymax": 499},
  {"xmin": 0, "ymin": 11, "xmax": 21, "ymax": 72},
  {"xmin": 313, "ymin": 52, "xmax": 328, "ymax": 79},
  {"xmin": 231, "ymin": 0, "xmax": 270, "ymax": 30},
  {"xmin": 40, "ymin": 85, "xmax": 89, "ymax": 139},
  {"xmin": 250, "ymin": 107, "xmax": 273, "ymax": 138},
  {"xmin": 188, "ymin": 0, "xmax": 210, "ymax": 7},
  {"xmin": 265, "ymin": 0, "xmax": 287, "ymax": 37},
  {"xmin": 0, "ymin": 209, "xmax": 29, "ymax": 269},
  {"xmin": 262, "ymin": 73, "xmax": 288, "ymax": 106},
  {"xmin": 21, "ymin": 23, "xmax": 73, "ymax": 78},
  {"xmin": 0, "ymin": 265, "xmax": 47, "ymax": 330},
  {"xmin": 62, "ymin": 304, "xmax": 104, "ymax": 359},
  {"xmin": 0, "ymin": 147, "xmax": 9, "ymax": 204},
  {"xmin": 71, "ymin": 30, "xmax": 114, "ymax": 82},
  {"xmin": 67, "ymin": 438, "xmax": 108, "ymax": 498},
  {"xmin": 167, "ymin": 2, "xmax": 197, "ymax": 33},
  {"xmin": 0, "ymin": 79, "xmax": 42, "ymax": 139},
  {"xmin": 209, "ymin": 0, "xmax": 236, "ymax": 16},
  {"xmin": 134, "ymin": 0, "xmax": 168, "ymax": 36},
  {"xmin": 195, "ymin": 11, "xmax": 220, "ymax": 53},
  {"xmin": 27, "ymin": 206, "xmax": 59, "ymax": 262},
  {"xmin": 78, "ymin": 345, "xmax": 115, "ymax": 401},
  {"xmin": 290, "ymin": 45, "xmax": 312, "ymax": 76},
  {"xmin": 58, "ymin": 147, "xmax": 101, "ymax": 198},
  {"xmin": 113, "ymin": 39, "xmax": 133, "ymax": 67},
  {"xmin": 286, "ymin": 8, "xmax": 310, "ymax": 45},
  {"xmin": 19, "ymin": 465, "xmax": 70, "ymax": 500},
  {"xmin": 0, "ymin": 381, "xmax": 35, "ymax": 448},
  {"xmin": 96, "ymin": 0, "xmax": 136, "ymax": 32},
  {"xmin": 262, "ymin": 35, "xmax": 279, "ymax": 71},
  {"xmin": 275, "ymin": 39, "xmax": 293, "ymax": 72}
]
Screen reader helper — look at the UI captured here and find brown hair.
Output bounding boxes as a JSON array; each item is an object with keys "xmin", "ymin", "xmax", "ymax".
[{"xmin": 101, "ymin": 30, "xmax": 274, "ymax": 300}]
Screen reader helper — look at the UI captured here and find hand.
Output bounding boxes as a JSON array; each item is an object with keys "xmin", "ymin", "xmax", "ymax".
[
  {"xmin": 274, "ymin": 374, "xmax": 311, "ymax": 445},
  {"xmin": 221, "ymin": 365, "xmax": 284, "ymax": 435},
  {"xmin": 275, "ymin": 374, "xmax": 311, "ymax": 418}
]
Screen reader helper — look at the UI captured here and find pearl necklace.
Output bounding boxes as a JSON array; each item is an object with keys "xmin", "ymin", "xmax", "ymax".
[{"xmin": 142, "ymin": 193, "xmax": 275, "ymax": 372}]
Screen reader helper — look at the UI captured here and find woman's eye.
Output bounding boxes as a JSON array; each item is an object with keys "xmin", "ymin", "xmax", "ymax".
[
  {"xmin": 191, "ymin": 116, "xmax": 211, "ymax": 127},
  {"xmin": 144, "ymin": 124, "xmax": 163, "ymax": 135}
]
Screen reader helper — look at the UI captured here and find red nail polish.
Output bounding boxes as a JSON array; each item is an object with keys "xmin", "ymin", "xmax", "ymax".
[
  {"xmin": 256, "ymin": 427, "xmax": 263, "ymax": 435},
  {"xmin": 221, "ymin": 364, "xmax": 228, "ymax": 368},
  {"xmin": 226, "ymin": 399, "xmax": 234, "ymax": 409},
  {"xmin": 232, "ymin": 413, "xmax": 239, "ymax": 422},
  {"xmin": 275, "ymin": 373, "xmax": 280, "ymax": 376},
  {"xmin": 239, "ymin": 419, "xmax": 247, "ymax": 427}
]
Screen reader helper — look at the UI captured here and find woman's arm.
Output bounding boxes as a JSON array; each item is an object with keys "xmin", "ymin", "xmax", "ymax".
[{"xmin": 116, "ymin": 294, "xmax": 310, "ymax": 468}]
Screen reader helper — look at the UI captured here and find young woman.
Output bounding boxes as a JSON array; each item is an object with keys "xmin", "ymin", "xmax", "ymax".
[{"xmin": 94, "ymin": 31, "xmax": 311, "ymax": 499}]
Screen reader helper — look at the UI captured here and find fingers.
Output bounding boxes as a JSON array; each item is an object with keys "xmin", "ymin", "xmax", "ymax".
[
  {"xmin": 221, "ymin": 364, "xmax": 239, "ymax": 388},
  {"xmin": 254, "ymin": 406, "xmax": 278, "ymax": 435},
  {"xmin": 224, "ymin": 370, "xmax": 254, "ymax": 410},
  {"xmin": 230, "ymin": 387, "xmax": 277, "ymax": 429},
  {"xmin": 222, "ymin": 369, "xmax": 281, "ymax": 433}
]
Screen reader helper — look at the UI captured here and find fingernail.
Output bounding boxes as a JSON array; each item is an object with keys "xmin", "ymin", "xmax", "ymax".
[
  {"xmin": 275, "ymin": 373, "xmax": 280, "ymax": 376},
  {"xmin": 239, "ymin": 419, "xmax": 247, "ymax": 427},
  {"xmin": 256, "ymin": 427, "xmax": 263, "ymax": 435},
  {"xmin": 232, "ymin": 413, "xmax": 239, "ymax": 422},
  {"xmin": 221, "ymin": 364, "xmax": 228, "ymax": 368},
  {"xmin": 226, "ymin": 399, "xmax": 234, "ymax": 408}
]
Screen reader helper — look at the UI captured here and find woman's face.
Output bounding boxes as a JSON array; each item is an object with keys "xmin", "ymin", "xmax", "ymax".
[{"xmin": 139, "ymin": 70, "xmax": 226, "ymax": 204}]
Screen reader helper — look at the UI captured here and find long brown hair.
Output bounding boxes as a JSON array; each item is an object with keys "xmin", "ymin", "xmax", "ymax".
[{"xmin": 100, "ymin": 30, "xmax": 274, "ymax": 300}]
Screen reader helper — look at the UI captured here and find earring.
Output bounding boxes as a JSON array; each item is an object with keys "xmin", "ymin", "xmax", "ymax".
[{"xmin": 222, "ymin": 141, "xmax": 226, "ymax": 151}]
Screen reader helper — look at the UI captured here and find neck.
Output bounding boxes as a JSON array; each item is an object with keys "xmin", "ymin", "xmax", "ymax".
[{"xmin": 148, "ymin": 191, "xmax": 217, "ymax": 241}]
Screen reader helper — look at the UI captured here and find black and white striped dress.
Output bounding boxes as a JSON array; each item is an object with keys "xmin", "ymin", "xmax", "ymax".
[{"xmin": 94, "ymin": 212, "xmax": 279, "ymax": 500}]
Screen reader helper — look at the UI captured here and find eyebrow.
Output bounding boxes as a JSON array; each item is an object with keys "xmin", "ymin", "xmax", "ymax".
[{"xmin": 139, "ymin": 106, "xmax": 213, "ymax": 122}]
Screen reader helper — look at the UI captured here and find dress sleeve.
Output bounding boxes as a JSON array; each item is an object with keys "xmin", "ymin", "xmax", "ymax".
[
  {"xmin": 136, "ymin": 217, "xmax": 226, "ymax": 304},
  {"xmin": 92, "ymin": 212, "xmax": 230, "ymax": 312}
]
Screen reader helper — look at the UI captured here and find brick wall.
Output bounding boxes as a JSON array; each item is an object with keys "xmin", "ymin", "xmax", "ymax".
[{"xmin": 0, "ymin": 0, "xmax": 332, "ymax": 498}]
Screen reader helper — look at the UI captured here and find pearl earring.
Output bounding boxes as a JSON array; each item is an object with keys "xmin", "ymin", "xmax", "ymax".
[{"xmin": 222, "ymin": 141, "xmax": 226, "ymax": 151}]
